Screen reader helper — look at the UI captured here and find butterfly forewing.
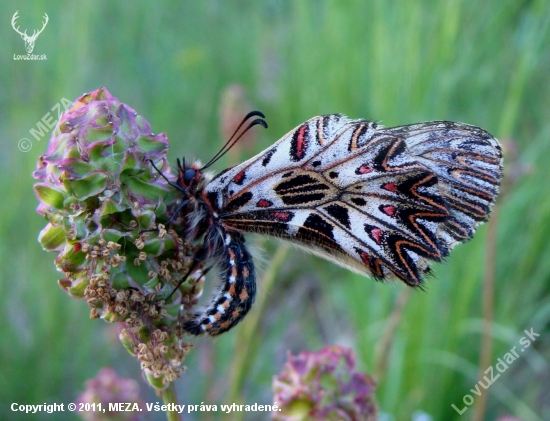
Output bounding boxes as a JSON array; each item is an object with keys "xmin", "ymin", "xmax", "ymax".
[{"xmin": 206, "ymin": 115, "xmax": 502, "ymax": 286}]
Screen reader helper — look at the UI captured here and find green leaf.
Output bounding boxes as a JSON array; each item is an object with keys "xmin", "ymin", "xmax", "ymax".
[
  {"xmin": 154, "ymin": 198, "xmax": 167, "ymax": 216},
  {"xmin": 144, "ymin": 371, "xmax": 166, "ymax": 389},
  {"xmin": 61, "ymin": 242, "xmax": 86, "ymax": 266},
  {"xmin": 38, "ymin": 224, "xmax": 66, "ymax": 251},
  {"xmin": 136, "ymin": 209, "xmax": 155, "ymax": 230},
  {"xmin": 138, "ymin": 325, "xmax": 151, "ymax": 342},
  {"xmin": 65, "ymin": 171, "xmax": 108, "ymax": 200},
  {"xmin": 61, "ymin": 160, "xmax": 96, "ymax": 177},
  {"xmin": 102, "ymin": 229, "xmax": 127, "ymax": 244},
  {"xmin": 136, "ymin": 133, "xmax": 168, "ymax": 153},
  {"xmin": 119, "ymin": 331, "xmax": 136, "ymax": 355},
  {"xmin": 142, "ymin": 238, "xmax": 162, "ymax": 256},
  {"xmin": 120, "ymin": 151, "xmax": 140, "ymax": 176},
  {"xmin": 99, "ymin": 197, "xmax": 127, "ymax": 216},
  {"xmin": 143, "ymin": 273, "xmax": 160, "ymax": 290},
  {"xmin": 161, "ymin": 235, "xmax": 177, "ymax": 252},
  {"xmin": 103, "ymin": 311, "xmax": 122, "ymax": 322},
  {"xmin": 126, "ymin": 257, "xmax": 150, "ymax": 285},
  {"xmin": 112, "ymin": 271, "xmax": 130, "ymax": 289},
  {"xmin": 72, "ymin": 215, "xmax": 90, "ymax": 240},
  {"xmin": 66, "ymin": 277, "xmax": 88, "ymax": 298},
  {"xmin": 34, "ymin": 183, "xmax": 65, "ymax": 209},
  {"xmin": 86, "ymin": 126, "xmax": 113, "ymax": 144},
  {"xmin": 162, "ymin": 302, "xmax": 181, "ymax": 320},
  {"xmin": 122, "ymin": 175, "xmax": 170, "ymax": 201}
]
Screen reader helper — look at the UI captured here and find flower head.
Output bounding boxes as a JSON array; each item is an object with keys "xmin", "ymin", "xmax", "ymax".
[
  {"xmin": 273, "ymin": 346, "xmax": 378, "ymax": 421},
  {"xmin": 76, "ymin": 368, "xmax": 141, "ymax": 421},
  {"xmin": 33, "ymin": 87, "xmax": 204, "ymax": 387}
]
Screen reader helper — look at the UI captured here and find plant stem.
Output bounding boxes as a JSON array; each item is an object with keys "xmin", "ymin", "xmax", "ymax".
[
  {"xmin": 161, "ymin": 382, "xmax": 182, "ymax": 421},
  {"xmin": 226, "ymin": 244, "xmax": 290, "ymax": 408},
  {"xmin": 373, "ymin": 286, "xmax": 412, "ymax": 381},
  {"xmin": 472, "ymin": 206, "xmax": 499, "ymax": 421}
]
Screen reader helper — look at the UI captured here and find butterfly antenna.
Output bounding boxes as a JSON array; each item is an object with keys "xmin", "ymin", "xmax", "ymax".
[
  {"xmin": 202, "ymin": 110, "xmax": 265, "ymax": 169},
  {"xmin": 201, "ymin": 111, "xmax": 267, "ymax": 170},
  {"xmin": 202, "ymin": 118, "xmax": 268, "ymax": 169}
]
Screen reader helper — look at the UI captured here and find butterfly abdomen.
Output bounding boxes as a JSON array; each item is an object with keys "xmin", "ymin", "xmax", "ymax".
[{"xmin": 183, "ymin": 230, "xmax": 256, "ymax": 336}]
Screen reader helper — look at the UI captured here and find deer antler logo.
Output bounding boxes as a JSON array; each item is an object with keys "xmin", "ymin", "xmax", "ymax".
[{"xmin": 12, "ymin": 11, "xmax": 49, "ymax": 53}]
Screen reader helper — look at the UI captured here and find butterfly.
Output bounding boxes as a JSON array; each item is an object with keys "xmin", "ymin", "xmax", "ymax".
[{"xmin": 151, "ymin": 112, "xmax": 502, "ymax": 336}]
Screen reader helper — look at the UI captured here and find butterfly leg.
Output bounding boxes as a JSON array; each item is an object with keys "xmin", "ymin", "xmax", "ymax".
[
  {"xmin": 148, "ymin": 159, "xmax": 187, "ymax": 194},
  {"xmin": 183, "ymin": 230, "xmax": 256, "ymax": 336}
]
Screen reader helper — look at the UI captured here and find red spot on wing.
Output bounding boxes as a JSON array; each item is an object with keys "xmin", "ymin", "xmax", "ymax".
[
  {"xmin": 382, "ymin": 205, "xmax": 397, "ymax": 217},
  {"xmin": 296, "ymin": 125, "xmax": 308, "ymax": 159},
  {"xmin": 371, "ymin": 228, "xmax": 383, "ymax": 244},
  {"xmin": 382, "ymin": 182, "xmax": 397, "ymax": 192},
  {"xmin": 233, "ymin": 170, "xmax": 246, "ymax": 184},
  {"xmin": 360, "ymin": 252, "xmax": 370, "ymax": 266},
  {"xmin": 270, "ymin": 212, "xmax": 291, "ymax": 222},
  {"xmin": 356, "ymin": 164, "xmax": 373, "ymax": 174},
  {"xmin": 73, "ymin": 243, "xmax": 82, "ymax": 253},
  {"xmin": 256, "ymin": 199, "xmax": 273, "ymax": 208}
]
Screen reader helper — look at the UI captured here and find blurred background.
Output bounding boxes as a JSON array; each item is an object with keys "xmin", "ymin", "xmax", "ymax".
[{"xmin": 1, "ymin": 1, "xmax": 549, "ymax": 420}]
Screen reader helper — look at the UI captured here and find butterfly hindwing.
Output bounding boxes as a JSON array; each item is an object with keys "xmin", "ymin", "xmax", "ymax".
[{"xmin": 386, "ymin": 121, "xmax": 502, "ymax": 248}]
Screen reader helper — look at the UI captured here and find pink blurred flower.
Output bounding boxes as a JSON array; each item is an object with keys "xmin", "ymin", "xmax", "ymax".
[
  {"xmin": 76, "ymin": 368, "xmax": 142, "ymax": 421},
  {"xmin": 218, "ymin": 84, "xmax": 257, "ymax": 163},
  {"xmin": 272, "ymin": 346, "xmax": 378, "ymax": 421}
]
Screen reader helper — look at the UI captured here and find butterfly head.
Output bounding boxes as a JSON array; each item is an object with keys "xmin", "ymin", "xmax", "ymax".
[{"xmin": 176, "ymin": 158, "xmax": 210, "ymax": 195}]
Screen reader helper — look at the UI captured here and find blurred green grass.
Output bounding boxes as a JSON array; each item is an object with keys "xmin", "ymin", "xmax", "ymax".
[{"xmin": 1, "ymin": 0, "xmax": 549, "ymax": 420}]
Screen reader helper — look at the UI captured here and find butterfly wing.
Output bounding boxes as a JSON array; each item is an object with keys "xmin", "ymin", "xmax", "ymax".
[
  {"xmin": 385, "ymin": 121, "xmax": 502, "ymax": 249},
  {"xmin": 205, "ymin": 115, "xmax": 502, "ymax": 285}
]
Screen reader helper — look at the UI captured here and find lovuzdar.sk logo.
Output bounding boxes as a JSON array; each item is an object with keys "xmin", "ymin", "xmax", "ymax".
[{"xmin": 12, "ymin": 11, "xmax": 48, "ymax": 60}]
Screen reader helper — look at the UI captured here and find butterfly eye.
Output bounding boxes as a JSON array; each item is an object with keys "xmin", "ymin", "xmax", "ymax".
[{"xmin": 184, "ymin": 168, "xmax": 196, "ymax": 184}]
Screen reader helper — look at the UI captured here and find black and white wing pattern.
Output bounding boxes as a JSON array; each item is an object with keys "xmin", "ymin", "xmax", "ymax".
[{"xmin": 205, "ymin": 114, "xmax": 502, "ymax": 286}]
